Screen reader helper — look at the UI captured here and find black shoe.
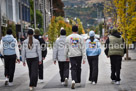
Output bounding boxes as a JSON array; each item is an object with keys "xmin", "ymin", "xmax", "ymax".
[{"xmin": 5, "ymin": 81, "xmax": 8, "ymax": 86}]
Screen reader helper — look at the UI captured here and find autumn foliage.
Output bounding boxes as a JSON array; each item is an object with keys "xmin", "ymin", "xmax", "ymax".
[{"xmin": 47, "ymin": 16, "xmax": 85, "ymax": 47}]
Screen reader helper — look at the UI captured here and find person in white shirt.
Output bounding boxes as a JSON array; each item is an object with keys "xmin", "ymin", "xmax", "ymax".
[{"xmin": 0, "ymin": 29, "xmax": 20, "ymax": 86}]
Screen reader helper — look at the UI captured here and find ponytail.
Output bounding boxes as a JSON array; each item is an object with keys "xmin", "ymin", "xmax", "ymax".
[
  {"xmin": 28, "ymin": 35, "xmax": 33, "ymax": 49},
  {"xmin": 27, "ymin": 29, "xmax": 34, "ymax": 49}
]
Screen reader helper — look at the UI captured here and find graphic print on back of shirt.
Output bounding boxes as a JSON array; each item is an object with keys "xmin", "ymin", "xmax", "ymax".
[
  {"xmin": 70, "ymin": 37, "xmax": 79, "ymax": 48},
  {"xmin": 89, "ymin": 42, "xmax": 97, "ymax": 49}
]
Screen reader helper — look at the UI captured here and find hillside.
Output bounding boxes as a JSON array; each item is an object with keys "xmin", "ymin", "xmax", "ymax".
[
  {"xmin": 62, "ymin": 0, "xmax": 105, "ymax": 29},
  {"xmin": 62, "ymin": 0, "xmax": 105, "ymax": 6}
]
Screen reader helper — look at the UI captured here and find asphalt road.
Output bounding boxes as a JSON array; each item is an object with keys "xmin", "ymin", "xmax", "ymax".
[{"xmin": 0, "ymin": 47, "xmax": 136, "ymax": 91}]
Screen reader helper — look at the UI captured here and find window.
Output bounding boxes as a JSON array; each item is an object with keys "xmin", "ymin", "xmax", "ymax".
[{"xmin": 7, "ymin": 0, "xmax": 13, "ymax": 20}]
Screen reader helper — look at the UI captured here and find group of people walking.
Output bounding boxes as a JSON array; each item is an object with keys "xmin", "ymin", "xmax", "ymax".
[
  {"xmin": 0, "ymin": 28, "xmax": 47, "ymax": 91},
  {"xmin": 0, "ymin": 25, "xmax": 126, "ymax": 90},
  {"xmin": 53, "ymin": 25, "xmax": 126, "ymax": 89}
]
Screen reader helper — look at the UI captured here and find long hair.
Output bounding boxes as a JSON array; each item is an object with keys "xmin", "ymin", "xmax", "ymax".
[
  {"xmin": 90, "ymin": 36, "xmax": 94, "ymax": 42},
  {"xmin": 27, "ymin": 29, "xmax": 34, "ymax": 49},
  {"xmin": 28, "ymin": 35, "xmax": 33, "ymax": 49}
]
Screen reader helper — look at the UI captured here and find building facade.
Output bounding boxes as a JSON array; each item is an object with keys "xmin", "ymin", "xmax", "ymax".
[
  {"xmin": 35, "ymin": 0, "xmax": 52, "ymax": 29},
  {"xmin": 1, "ymin": 0, "xmax": 30, "ymax": 25}
]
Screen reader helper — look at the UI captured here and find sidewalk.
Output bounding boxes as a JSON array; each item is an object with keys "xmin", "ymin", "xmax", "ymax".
[
  {"xmin": 0, "ymin": 59, "xmax": 4, "ymax": 66},
  {"xmin": 123, "ymin": 49, "xmax": 136, "ymax": 61}
]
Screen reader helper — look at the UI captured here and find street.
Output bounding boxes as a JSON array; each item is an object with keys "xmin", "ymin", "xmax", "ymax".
[{"xmin": 0, "ymin": 46, "xmax": 136, "ymax": 91}]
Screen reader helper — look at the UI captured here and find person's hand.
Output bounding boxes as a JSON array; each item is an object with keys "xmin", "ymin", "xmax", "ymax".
[
  {"xmin": 66, "ymin": 58, "xmax": 69, "ymax": 62},
  {"xmin": 23, "ymin": 62, "xmax": 26, "ymax": 66},
  {"xmin": 17, "ymin": 59, "xmax": 20, "ymax": 64},
  {"xmin": 42, "ymin": 57, "xmax": 45, "ymax": 60},
  {"xmin": 54, "ymin": 61, "xmax": 56, "ymax": 65},
  {"xmin": 39, "ymin": 61, "xmax": 42, "ymax": 65},
  {"xmin": 83, "ymin": 60, "xmax": 86, "ymax": 64}
]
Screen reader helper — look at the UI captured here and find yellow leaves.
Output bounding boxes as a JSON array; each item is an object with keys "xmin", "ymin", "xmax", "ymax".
[{"xmin": 113, "ymin": 0, "xmax": 136, "ymax": 44}]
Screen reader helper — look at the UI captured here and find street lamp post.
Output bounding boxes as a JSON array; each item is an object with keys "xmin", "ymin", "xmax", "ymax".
[
  {"xmin": 34, "ymin": 0, "xmax": 36, "ymax": 29},
  {"xmin": 0, "ymin": 0, "xmax": 1, "ymax": 39},
  {"xmin": 43, "ymin": 0, "xmax": 46, "ymax": 33},
  {"xmin": 19, "ymin": 0, "xmax": 23, "ymax": 37},
  {"xmin": 50, "ymin": 0, "xmax": 53, "ymax": 17}
]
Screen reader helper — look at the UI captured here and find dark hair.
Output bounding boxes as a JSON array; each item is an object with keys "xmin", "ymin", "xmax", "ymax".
[
  {"xmin": 72, "ymin": 25, "xmax": 78, "ymax": 32},
  {"xmin": 28, "ymin": 29, "xmax": 33, "ymax": 35},
  {"xmin": 35, "ymin": 28, "xmax": 40, "ymax": 35},
  {"xmin": 27, "ymin": 29, "xmax": 33, "ymax": 49},
  {"xmin": 7, "ymin": 29, "xmax": 12, "ymax": 35},
  {"xmin": 90, "ymin": 36, "xmax": 94, "ymax": 42},
  {"xmin": 60, "ymin": 29, "xmax": 66, "ymax": 35}
]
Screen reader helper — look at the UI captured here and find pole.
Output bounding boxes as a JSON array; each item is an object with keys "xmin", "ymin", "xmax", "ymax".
[
  {"xmin": 20, "ymin": 0, "xmax": 23, "ymax": 37},
  {"xmin": 0, "ymin": 0, "xmax": 2, "ymax": 39},
  {"xmin": 51, "ymin": 0, "xmax": 53, "ymax": 17},
  {"xmin": 43, "ymin": 0, "xmax": 46, "ymax": 33},
  {"xmin": 34, "ymin": 0, "xmax": 36, "ymax": 29}
]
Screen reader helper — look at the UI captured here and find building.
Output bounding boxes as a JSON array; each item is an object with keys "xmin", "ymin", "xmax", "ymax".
[
  {"xmin": 35, "ymin": 0, "xmax": 52, "ymax": 29},
  {"xmin": 0, "ymin": 0, "xmax": 31, "ymax": 38},
  {"xmin": 1, "ymin": 0, "xmax": 30, "ymax": 25}
]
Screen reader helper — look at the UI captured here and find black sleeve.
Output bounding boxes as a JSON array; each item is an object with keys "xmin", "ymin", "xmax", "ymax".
[
  {"xmin": 122, "ymin": 39, "xmax": 126, "ymax": 54},
  {"xmin": 40, "ymin": 38, "xmax": 47, "ymax": 58},
  {"xmin": 105, "ymin": 38, "xmax": 109, "ymax": 48},
  {"xmin": 104, "ymin": 38, "xmax": 109, "ymax": 56}
]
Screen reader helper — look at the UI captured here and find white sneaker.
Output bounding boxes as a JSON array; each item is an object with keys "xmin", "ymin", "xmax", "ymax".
[
  {"xmin": 64, "ymin": 78, "xmax": 68, "ymax": 86},
  {"xmin": 115, "ymin": 81, "xmax": 120, "ymax": 85},
  {"xmin": 76, "ymin": 83, "xmax": 81, "ymax": 87},
  {"xmin": 61, "ymin": 82, "xmax": 64, "ymax": 85},
  {"xmin": 5, "ymin": 77, "xmax": 9, "ymax": 86},
  {"xmin": 39, "ymin": 79, "xmax": 44, "ymax": 83},
  {"xmin": 111, "ymin": 80, "xmax": 116, "ymax": 84},
  {"xmin": 8, "ymin": 82, "xmax": 13, "ymax": 86},
  {"xmin": 92, "ymin": 82, "xmax": 96, "ymax": 85},
  {"xmin": 71, "ymin": 80, "xmax": 75, "ymax": 89},
  {"xmin": 29, "ymin": 87, "xmax": 34, "ymax": 91}
]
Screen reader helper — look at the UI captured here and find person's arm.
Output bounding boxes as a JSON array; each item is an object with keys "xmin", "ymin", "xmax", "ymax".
[
  {"xmin": 97, "ymin": 40, "xmax": 101, "ymax": 55},
  {"xmin": 81, "ymin": 38, "xmax": 87, "ymax": 63},
  {"xmin": 104, "ymin": 38, "xmax": 109, "ymax": 57},
  {"xmin": 21, "ymin": 41, "xmax": 26, "ymax": 62},
  {"xmin": 65, "ymin": 37, "xmax": 69, "ymax": 60},
  {"xmin": 41, "ymin": 39, "xmax": 47, "ymax": 58},
  {"xmin": 105, "ymin": 38, "xmax": 109, "ymax": 48},
  {"xmin": 86, "ymin": 40, "xmax": 89, "ymax": 56},
  {"xmin": 122, "ymin": 39, "xmax": 126, "ymax": 54},
  {"xmin": 37, "ymin": 41, "xmax": 42, "ymax": 62},
  {"xmin": 0, "ymin": 40, "xmax": 3, "ymax": 55},
  {"xmin": 53, "ymin": 40, "xmax": 58, "ymax": 63},
  {"xmin": 15, "ymin": 40, "xmax": 20, "ymax": 60}
]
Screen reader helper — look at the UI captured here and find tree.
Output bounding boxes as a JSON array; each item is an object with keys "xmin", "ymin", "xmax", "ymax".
[
  {"xmin": 30, "ymin": 0, "xmax": 44, "ymax": 35},
  {"xmin": 36, "ymin": 10, "xmax": 44, "ymax": 35},
  {"xmin": 104, "ymin": 0, "xmax": 117, "ymax": 26},
  {"xmin": 47, "ymin": 17, "xmax": 58, "ymax": 47},
  {"xmin": 76, "ymin": 18, "xmax": 85, "ymax": 34},
  {"xmin": 52, "ymin": 0, "xmax": 65, "ymax": 17},
  {"xmin": 30, "ymin": 0, "xmax": 34, "ymax": 24},
  {"xmin": 114, "ymin": 0, "xmax": 136, "ymax": 60}
]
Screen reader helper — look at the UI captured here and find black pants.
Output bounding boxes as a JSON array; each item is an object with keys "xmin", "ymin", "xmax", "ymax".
[
  {"xmin": 87, "ymin": 56, "xmax": 99, "ymax": 83},
  {"xmin": 27, "ymin": 57, "xmax": 39, "ymax": 87},
  {"xmin": 39, "ymin": 60, "xmax": 43, "ymax": 79},
  {"xmin": 70, "ymin": 56, "xmax": 82, "ymax": 83},
  {"xmin": 110, "ymin": 55, "xmax": 122, "ymax": 81},
  {"xmin": 58, "ymin": 61, "xmax": 69, "ymax": 82},
  {"xmin": 4, "ymin": 54, "xmax": 16, "ymax": 82}
]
